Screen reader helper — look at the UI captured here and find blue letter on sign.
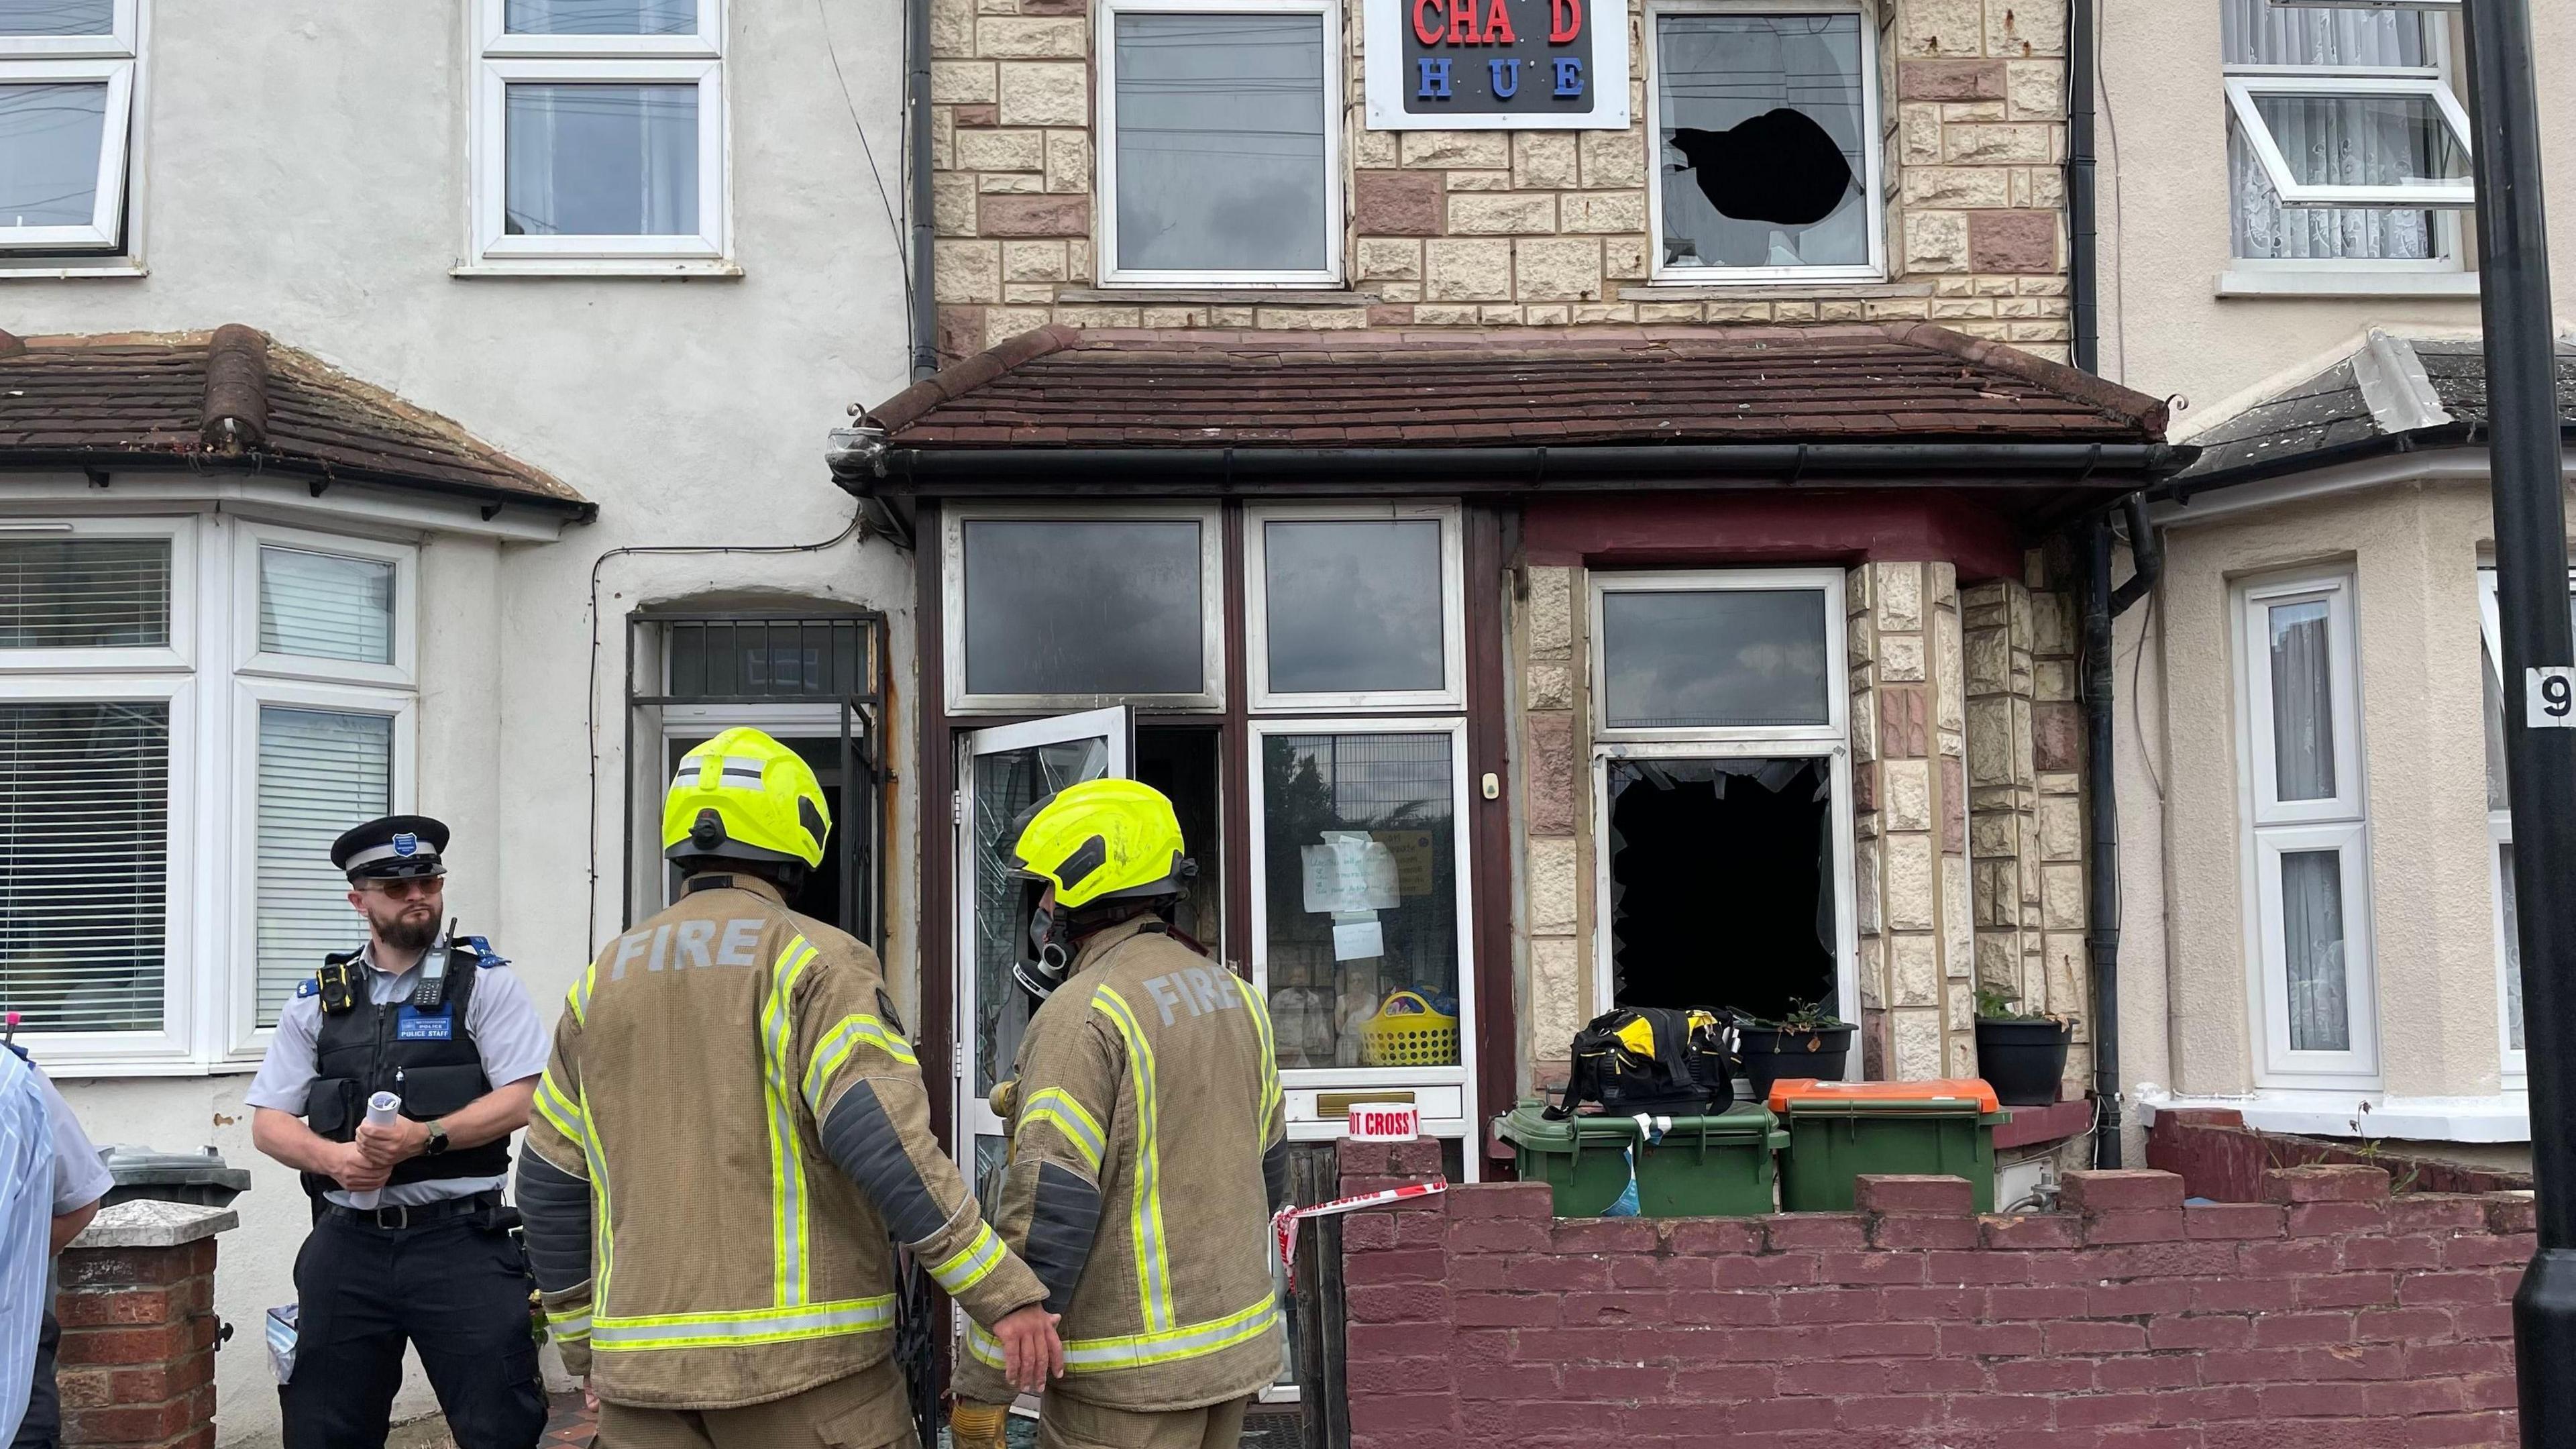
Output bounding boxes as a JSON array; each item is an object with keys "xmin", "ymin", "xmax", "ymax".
[
  {"xmin": 1488, "ymin": 57, "xmax": 1518, "ymax": 98},
  {"xmin": 1416, "ymin": 56, "xmax": 1452, "ymax": 99},
  {"xmin": 1553, "ymin": 56, "xmax": 1583, "ymax": 97}
]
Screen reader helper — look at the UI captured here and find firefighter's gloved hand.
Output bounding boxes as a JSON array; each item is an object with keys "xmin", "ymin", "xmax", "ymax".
[{"xmin": 950, "ymin": 1399, "xmax": 1010, "ymax": 1449}]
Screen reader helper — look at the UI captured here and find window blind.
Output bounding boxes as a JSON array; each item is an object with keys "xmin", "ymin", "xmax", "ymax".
[
  {"xmin": 0, "ymin": 539, "xmax": 170, "ymax": 649},
  {"xmin": 256, "ymin": 706, "xmax": 392, "ymax": 1024},
  {"xmin": 0, "ymin": 701, "xmax": 168, "ymax": 1034},
  {"xmin": 259, "ymin": 546, "xmax": 394, "ymax": 665}
]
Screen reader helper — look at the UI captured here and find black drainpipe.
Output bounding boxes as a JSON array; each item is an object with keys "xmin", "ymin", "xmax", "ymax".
[
  {"xmin": 2083, "ymin": 494, "xmax": 2160, "ymax": 1169},
  {"xmin": 906, "ymin": 0, "xmax": 937, "ymax": 380},
  {"xmin": 2068, "ymin": 0, "xmax": 2098, "ymax": 375}
]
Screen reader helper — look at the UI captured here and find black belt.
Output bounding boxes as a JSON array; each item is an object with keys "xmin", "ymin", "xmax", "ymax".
[{"xmin": 323, "ymin": 1190, "xmax": 503, "ymax": 1232}]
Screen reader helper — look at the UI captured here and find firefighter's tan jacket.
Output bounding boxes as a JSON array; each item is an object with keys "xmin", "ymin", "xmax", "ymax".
[
  {"xmin": 515, "ymin": 875, "xmax": 1046, "ymax": 1411},
  {"xmin": 955, "ymin": 916, "xmax": 1289, "ymax": 1413}
]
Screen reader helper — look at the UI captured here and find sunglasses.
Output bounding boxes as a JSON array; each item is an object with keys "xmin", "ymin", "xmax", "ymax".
[{"xmin": 361, "ymin": 876, "xmax": 445, "ymax": 900}]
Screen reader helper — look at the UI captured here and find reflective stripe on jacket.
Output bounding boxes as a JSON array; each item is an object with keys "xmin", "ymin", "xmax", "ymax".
[
  {"xmin": 515, "ymin": 874, "xmax": 1045, "ymax": 1411},
  {"xmin": 956, "ymin": 917, "xmax": 1288, "ymax": 1413}
]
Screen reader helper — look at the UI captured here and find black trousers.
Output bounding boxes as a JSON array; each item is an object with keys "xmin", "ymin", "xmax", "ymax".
[
  {"xmin": 280, "ymin": 1211, "xmax": 547, "ymax": 1449},
  {"xmin": 10, "ymin": 1309, "xmax": 58, "ymax": 1449}
]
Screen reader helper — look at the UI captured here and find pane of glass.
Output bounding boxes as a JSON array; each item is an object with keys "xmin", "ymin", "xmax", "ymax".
[
  {"xmin": 256, "ymin": 708, "xmax": 393, "ymax": 1025},
  {"xmin": 2249, "ymin": 91, "xmax": 2467, "ymax": 193},
  {"xmin": 665, "ymin": 617, "xmax": 870, "ymax": 700},
  {"xmin": 504, "ymin": 0, "xmax": 697, "ymax": 35},
  {"xmin": 0, "ymin": 700, "xmax": 168, "ymax": 1034},
  {"xmin": 0, "ymin": 0, "xmax": 112, "ymax": 36},
  {"xmin": 504, "ymin": 83, "xmax": 700, "ymax": 237},
  {"xmin": 2499, "ymin": 842, "xmax": 2523, "ymax": 1053},
  {"xmin": 0, "ymin": 538, "xmax": 167, "ymax": 648},
  {"xmin": 2281, "ymin": 848, "xmax": 2351, "ymax": 1053},
  {"xmin": 2267, "ymin": 599, "xmax": 2337, "ymax": 801},
  {"xmin": 260, "ymin": 547, "xmax": 394, "ymax": 665},
  {"xmin": 1112, "ymin": 12, "xmax": 1327, "ymax": 273},
  {"xmin": 1655, "ymin": 13, "xmax": 1868, "ymax": 271},
  {"xmin": 972, "ymin": 736, "xmax": 1112, "ymax": 1097},
  {"xmin": 2483, "ymin": 637, "xmax": 2511, "ymax": 813},
  {"xmin": 1263, "ymin": 520, "xmax": 1444, "ymax": 695},
  {"xmin": 2222, "ymin": 0, "xmax": 2427, "ymax": 68},
  {"xmin": 2230, "ymin": 116, "xmax": 2432, "ymax": 261},
  {"xmin": 0, "ymin": 82, "xmax": 107, "ymax": 231},
  {"xmin": 961, "ymin": 520, "xmax": 1204, "ymax": 697},
  {"xmin": 1261, "ymin": 732, "xmax": 1460, "ymax": 1072},
  {"xmin": 1600, "ymin": 588, "xmax": 1831, "ymax": 729}
]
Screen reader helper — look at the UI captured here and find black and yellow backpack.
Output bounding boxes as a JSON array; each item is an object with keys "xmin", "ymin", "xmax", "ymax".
[{"xmin": 1546, "ymin": 1007, "xmax": 1737, "ymax": 1119}]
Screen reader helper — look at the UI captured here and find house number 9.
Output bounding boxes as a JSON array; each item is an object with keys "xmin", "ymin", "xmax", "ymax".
[{"xmin": 2528, "ymin": 666, "xmax": 2576, "ymax": 729}]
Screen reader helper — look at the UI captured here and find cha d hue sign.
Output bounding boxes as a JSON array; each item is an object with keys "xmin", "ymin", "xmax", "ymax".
[{"xmin": 1363, "ymin": 0, "xmax": 1629, "ymax": 129}]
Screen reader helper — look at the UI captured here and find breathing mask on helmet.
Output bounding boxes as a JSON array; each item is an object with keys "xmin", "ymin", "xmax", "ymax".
[{"xmin": 1014, "ymin": 879, "xmax": 1076, "ymax": 1002}]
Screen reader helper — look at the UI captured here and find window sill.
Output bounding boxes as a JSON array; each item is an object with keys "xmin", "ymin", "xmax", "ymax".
[
  {"xmin": 36, "ymin": 1057, "xmax": 262, "ymax": 1081},
  {"xmin": 451, "ymin": 257, "xmax": 744, "ymax": 279},
  {"xmin": 1621, "ymin": 280, "xmax": 1923, "ymax": 301},
  {"xmin": 0, "ymin": 258, "xmax": 146, "ymax": 280},
  {"xmin": 2137, "ymin": 1087, "xmax": 2530, "ymax": 1143},
  {"xmin": 1055, "ymin": 286, "xmax": 1379, "ymax": 305},
  {"xmin": 2216, "ymin": 268, "xmax": 2479, "ymax": 299}
]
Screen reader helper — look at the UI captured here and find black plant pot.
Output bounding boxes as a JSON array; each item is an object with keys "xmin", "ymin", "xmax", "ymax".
[
  {"xmin": 1737, "ymin": 1025, "xmax": 1855, "ymax": 1099},
  {"xmin": 1974, "ymin": 1018, "xmax": 2073, "ymax": 1106}
]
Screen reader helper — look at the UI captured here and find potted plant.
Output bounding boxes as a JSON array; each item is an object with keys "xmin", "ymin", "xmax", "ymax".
[
  {"xmin": 1973, "ymin": 987, "xmax": 2075, "ymax": 1107},
  {"xmin": 1733, "ymin": 1000, "xmax": 1856, "ymax": 1099}
]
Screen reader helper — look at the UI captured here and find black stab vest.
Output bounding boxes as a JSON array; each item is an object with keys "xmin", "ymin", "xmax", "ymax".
[{"xmin": 297, "ymin": 949, "xmax": 508, "ymax": 1201}]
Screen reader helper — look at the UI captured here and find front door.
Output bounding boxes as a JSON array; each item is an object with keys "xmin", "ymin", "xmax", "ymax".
[{"xmin": 953, "ymin": 706, "xmax": 1133, "ymax": 1193}]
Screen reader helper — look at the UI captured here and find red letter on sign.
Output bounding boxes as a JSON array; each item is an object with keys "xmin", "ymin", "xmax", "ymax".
[
  {"xmin": 1485, "ymin": 0, "xmax": 1517, "ymax": 44},
  {"xmin": 1448, "ymin": 0, "xmax": 1483, "ymax": 44},
  {"xmin": 1412, "ymin": 0, "xmax": 1443, "ymax": 44},
  {"xmin": 1550, "ymin": 0, "xmax": 1580, "ymax": 42}
]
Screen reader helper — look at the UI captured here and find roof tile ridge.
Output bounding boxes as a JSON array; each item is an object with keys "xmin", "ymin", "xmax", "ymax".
[
  {"xmin": 862, "ymin": 324, "xmax": 1082, "ymax": 431},
  {"xmin": 1879, "ymin": 321, "xmax": 2170, "ymax": 437}
]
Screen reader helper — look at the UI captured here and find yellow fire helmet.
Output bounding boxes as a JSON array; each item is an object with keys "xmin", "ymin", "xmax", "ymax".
[
  {"xmin": 661, "ymin": 726, "xmax": 831, "ymax": 869},
  {"xmin": 1008, "ymin": 777, "xmax": 1191, "ymax": 912}
]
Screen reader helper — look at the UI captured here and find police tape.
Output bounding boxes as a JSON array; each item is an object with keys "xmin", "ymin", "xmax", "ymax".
[{"xmin": 1271, "ymin": 1177, "xmax": 1448, "ymax": 1293}]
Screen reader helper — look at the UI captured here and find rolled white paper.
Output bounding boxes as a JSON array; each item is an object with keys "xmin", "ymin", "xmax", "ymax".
[{"xmin": 350, "ymin": 1092, "xmax": 402, "ymax": 1210}]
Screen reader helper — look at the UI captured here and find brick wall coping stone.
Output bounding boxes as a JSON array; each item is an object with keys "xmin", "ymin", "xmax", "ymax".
[{"xmin": 68, "ymin": 1201, "xmax": 237, "ymax": 1250}]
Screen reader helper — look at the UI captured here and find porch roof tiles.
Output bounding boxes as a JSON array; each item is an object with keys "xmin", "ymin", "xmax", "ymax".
[
  {"xmin": 0, "ymin": 323, "xmax": 590, "ymax": 517},
  {"xmin": 862, "ymin": 323, "xmax": 2174, "ymax": 448}
]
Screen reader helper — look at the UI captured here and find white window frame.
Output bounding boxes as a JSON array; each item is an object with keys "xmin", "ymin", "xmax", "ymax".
[
  {"xmin": 1643, "ymin": 0, "xmax": 1885, "ymax": 286},
  {"xmin": 2222, "ymin": 74, "xmax": 2474, "ymax": 209},
  {"xmin": 2235, "ymin": 570, "xmax": 2379, "ymax": 1087},
  {"xmin": 1245, "ymin": 716, "xmax": 1479, "ymax": 1137},
  {"xmin": 1093, "ymin": 0, "xmax": 1344, "ymax": 290},
  {"xmin": 0, "ymin": 0, "xmax": 139, "ymax": 255},
  {"xmin": 1244, "ymin": 502, "xmax": 1464, "ymax": 713},
  {"xmin": 0, "ymin": 515, "xmax": 193, "ymax": 675},
  {"xmin": 1589, "ymin": 568, "xmax": 1850, "ymax": 745},
  {"xmin": 2474, "ymin": 566, "xmax": 2553, "ymax": 1087},
  {"xmin": 466, "ymin": 0, "xmax": 730, "ymax": 274},
  {"xmin": 941, "ymin": 503, "xmax": 1227, "ymax": 714},
  {"xmin": 233, "ymin": 521, "xmax": 419, "ymax": 690}
]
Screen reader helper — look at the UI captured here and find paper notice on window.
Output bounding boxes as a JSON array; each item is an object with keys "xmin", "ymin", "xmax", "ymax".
[
  {"xmin": 1331, "ymin": 910, "xmax": 1385, "ymax": 962},
  {"xmin": 1302, "ymin": 831, "xmax": 1401, "ymax": 913},
  {"xmin": 1370, "ymin": 830, "xmax": 1436, "ymax": 897}
]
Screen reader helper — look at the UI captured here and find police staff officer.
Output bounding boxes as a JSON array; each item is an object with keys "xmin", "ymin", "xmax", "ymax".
[{"xmin": 245, "ymin": 816, "xmax": 550, "ymax": 1449}]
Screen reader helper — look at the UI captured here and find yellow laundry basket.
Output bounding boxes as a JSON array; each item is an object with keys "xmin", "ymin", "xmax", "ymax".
[{"xmin": 1358, "ymin": 990, "xmax": 1460, "ymax": 1067}]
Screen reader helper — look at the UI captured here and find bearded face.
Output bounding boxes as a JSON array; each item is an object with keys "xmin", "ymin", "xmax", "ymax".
[{"xmin": 350, "ymin": 877, "xmax": 443, "ymax": 955}]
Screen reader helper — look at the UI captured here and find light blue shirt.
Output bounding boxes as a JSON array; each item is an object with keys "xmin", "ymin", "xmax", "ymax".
[{"xmin": 0, "ymin": 1050, "xmax": 53, "ymax": 1445}]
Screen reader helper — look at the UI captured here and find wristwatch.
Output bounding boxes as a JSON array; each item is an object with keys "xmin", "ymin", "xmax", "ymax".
[{"xmin": 423, "ymin": 1120, "xmax": 450, "ymax": 1157}]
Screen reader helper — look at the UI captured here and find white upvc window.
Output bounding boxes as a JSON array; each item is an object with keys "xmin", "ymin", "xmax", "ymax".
[
  {"xmin": 467, "ymin": 0, "xmax": 729, "ymax": 273},
  {"xmin": 1645, "ymin": 0, "xmax": 1884, "ymax": 285},
  {"xmin": 2474, "ymin": 566, "xmax": 2565, "ymax": 1087},
  {"xmin": 1244, "ymin": 504, "xmax": 1463, "ymax": 712},
  {"xmin": 1094, "ymin": 0, "xmax": 1342, "ymax": 288},
  {"xmin": 0, "ymin": 513, "xmax": 419, "ymax": 1072},
  {"xmin": 0, "ymin": 0, "xmax": 140, "ymax": 254},
  {"xmin": 941, "ymin": 504, "xmax": 1227, "ymax": 714},
  {"xmin": 2236, "ymin": 570, "xmax": 2379, "ymax": 1086},
  {"xmin": 2222, "ymin": 0, "xmax": 2469, "ymax": 273}
]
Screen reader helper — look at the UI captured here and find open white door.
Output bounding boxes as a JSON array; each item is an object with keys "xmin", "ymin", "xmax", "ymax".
[{"xmin": 954, "ymin": 706, "xmax": 1133, "ymax": 1194}]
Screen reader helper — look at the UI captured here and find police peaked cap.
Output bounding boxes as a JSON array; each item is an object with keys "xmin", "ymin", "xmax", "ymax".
[{"xmin": 332, "ymin": 814, "xmax": 451, "ymax": 881}]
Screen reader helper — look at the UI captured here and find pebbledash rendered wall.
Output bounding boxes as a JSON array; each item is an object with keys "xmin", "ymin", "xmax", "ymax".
[
  {"xmin": 927, "ymin": 0, "xmax": 2074, "ymax": 352},
  {"xmin": 1336, "ymin": 1138, "xmax": 2531, "ymax": 1448}
]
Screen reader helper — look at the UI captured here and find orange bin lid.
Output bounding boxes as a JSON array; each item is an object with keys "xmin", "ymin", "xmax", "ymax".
[{"xmin": 1765, "ymin": 1077, "xmax": 2002, "ymax": 1114}]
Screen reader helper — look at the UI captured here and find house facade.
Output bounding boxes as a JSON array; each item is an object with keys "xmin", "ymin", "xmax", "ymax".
[{"xmin": 2096, "ymin": 0, "xmax": 2576, "ymax": 1161}]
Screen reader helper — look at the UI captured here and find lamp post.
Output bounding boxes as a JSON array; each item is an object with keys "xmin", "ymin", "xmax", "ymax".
[{"xmin": 2457, "ymin": 0, "xmax": 2576, "ymax": 1442}]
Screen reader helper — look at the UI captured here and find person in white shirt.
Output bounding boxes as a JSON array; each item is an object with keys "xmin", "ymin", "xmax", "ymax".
[
  {"xmin": 11, "ymin": 1051, "xmax": 111, "ymax": 1449},
  {"xmin": 0, "ymin": 1049, "xmax": 53, "ymax": 1448}
]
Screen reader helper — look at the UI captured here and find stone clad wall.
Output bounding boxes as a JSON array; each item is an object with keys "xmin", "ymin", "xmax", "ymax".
[{"xmin": 928, "ymin": 0, "xmax": 2072, "ymax": 356}]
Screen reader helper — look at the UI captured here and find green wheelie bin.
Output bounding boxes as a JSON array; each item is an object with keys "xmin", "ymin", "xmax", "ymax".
[
  {"xmin": 1768, "ymin": 1077, "xmax": 2014, "ymax": 1212},
  {"xmin": 1497, "ymin": 1100, "xmax": 1788, "ymax": 1217}
]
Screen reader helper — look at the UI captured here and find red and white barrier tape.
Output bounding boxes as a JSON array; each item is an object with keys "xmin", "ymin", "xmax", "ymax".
[{"xmin": 1272, "ymin": 1177, "xmax": 1448, "ymax": 1293}]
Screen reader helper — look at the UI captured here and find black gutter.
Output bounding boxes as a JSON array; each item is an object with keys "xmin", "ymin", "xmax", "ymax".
[
  {"xmin": 0, "ymin": 450, "xmax": 598, "ymax": 523},
  {"xmin": 906, "ymin": 0, "xmax": 936, "ymax": 380},
  {"xmin": 858, "ymin": 441, "xmax": 2188, "ymax": 494},
  {"xmin": 2082, "ymin": 493, "xmax": 2158, "ymax": 1171},
  {"xmin": 2068, "ymin": 0, "xmax": 2099, "ymax": 375}
]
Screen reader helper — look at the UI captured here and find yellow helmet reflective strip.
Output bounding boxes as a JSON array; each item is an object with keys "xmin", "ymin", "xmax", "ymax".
[
  {"xmin": 1018, "ymin": 1087, "xmax": 1106, "ymax": 1174},
  {"xmin": 592, "ymin": 1295, "xmax": 896, "ymax": 1352},
  {"xmin": 533, "ymin": 1071, "xmax": 586, "ymax": 1148},
  {"xmin": 1090, "ymin": 985, "xmax": 1175, "ymax": 1334},
  {"xmin": 800, "ymin": 1015, "xmax": 917, "ymax": 1114},
  {"xmin": 761, "ymin": 936, "xmax": 820, "ymax": 1307},
  {"xmin": 1232, "ymin": 977, "xmax": 1283, "ymax": 1126},
  {"xmin": 967, "ymin": 1295, "xmax": 1280, "ymax": 1374},
  {"xmin": 928, "ymin": 1221, "xmax": 1010, "ymax": 1297},
  {"xmin": 566, "ymin": 962, "xmax": 597, "ymax": 1027}
]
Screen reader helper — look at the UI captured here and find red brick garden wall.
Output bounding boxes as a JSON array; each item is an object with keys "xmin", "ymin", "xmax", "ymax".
[
  {"xmin": 55, "ymin": 1236, "xmax": 220, "ymax": 1449},
  {"xmin": 2148, "ymin": 1108, "xmax": 2534, "ymax": 1202},
  {"xmin": 1337, "ymin": 1139, "xmax": 2530, "ymax": 1448}
]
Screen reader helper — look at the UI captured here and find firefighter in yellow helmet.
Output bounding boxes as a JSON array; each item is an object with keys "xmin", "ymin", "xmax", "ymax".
[
  {"xmin": 515, "ymin": 727, "xmax": 1063, "ymax": 1447},
  {"xmin": 951, "ymin": 779, "xmax": 1289, "ymax": 1449}
]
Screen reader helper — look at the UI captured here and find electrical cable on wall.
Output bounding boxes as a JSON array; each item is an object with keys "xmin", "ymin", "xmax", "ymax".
[
  {"xmin": 2092, "ymin": 0, "xmax": 2131, "ymax": 382},
  {"xmin": 816, "ymin": 0, "xmax": 916, "ymax": 357}
]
